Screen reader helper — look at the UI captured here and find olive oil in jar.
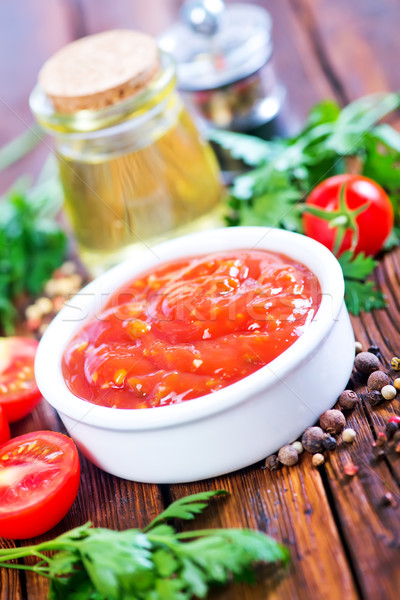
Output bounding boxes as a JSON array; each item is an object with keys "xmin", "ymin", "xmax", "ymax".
[
  {"xmin": 57, "ymin": 97, "xmax": 222, "ymax": 272},
  {"xmin": 30, "ymin": 30, "xmax": 223, "ymax": 274}
]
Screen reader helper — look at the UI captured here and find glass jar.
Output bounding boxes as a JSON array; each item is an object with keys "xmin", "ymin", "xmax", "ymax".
[
  {"xmin": 30, "ymin": 51, "xmax": 223, "ymax": 275},
  {"xmin": 158, "ymin": 3, "xmax": 285, "ymax": 134}
]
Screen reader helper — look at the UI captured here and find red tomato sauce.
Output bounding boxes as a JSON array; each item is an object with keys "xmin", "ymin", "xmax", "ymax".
[{"xmin": 62, "ymin": 250, "xmax": 321, "ymax": 409}]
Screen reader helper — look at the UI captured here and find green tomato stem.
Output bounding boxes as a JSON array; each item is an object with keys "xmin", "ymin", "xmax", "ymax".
[{"xmin": 303, "ymin": 181, "xmax": 371, "ymax": 255}]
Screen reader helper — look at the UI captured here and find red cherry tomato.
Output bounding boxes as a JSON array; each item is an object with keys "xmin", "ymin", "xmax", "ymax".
[
  {"xmin": 303, "ymin": 174, "xmax": 394, "ymax": 256},
  {"xmin": 0, "ymin": 431, "xmax": 80, "ymax": 539},
  {"xmin": 0, "ymin": 406, "xmax": 10, "ymax": 446},
  {"xmin": 0, "ymin": 337, "xmax": 42, "ymax": 422}
]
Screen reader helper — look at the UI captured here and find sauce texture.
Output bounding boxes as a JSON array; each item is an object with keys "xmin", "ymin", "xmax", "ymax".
[{"xmin": 62, "ymin": 250, "xmax": 320, "ymax": 409}]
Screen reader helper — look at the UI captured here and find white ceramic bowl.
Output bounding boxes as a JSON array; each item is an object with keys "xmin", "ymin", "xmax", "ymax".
[{"xmin": 35, "ymin": 227, "xmax": 355, "ymax": 483}]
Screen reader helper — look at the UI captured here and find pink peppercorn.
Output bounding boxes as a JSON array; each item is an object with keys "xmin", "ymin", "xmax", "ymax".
[{"xmin": 388, "ymin": 416, "xmax": 400, "ymax": 424}]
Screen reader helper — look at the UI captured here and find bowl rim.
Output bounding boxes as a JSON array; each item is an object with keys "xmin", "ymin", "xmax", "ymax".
[{"xmin": 35, "ymin": 226, "xmax": 345, "ymax": 430}]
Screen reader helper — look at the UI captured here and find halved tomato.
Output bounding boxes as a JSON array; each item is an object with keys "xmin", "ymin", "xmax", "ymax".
[
  {"xmin": 0, "ymin": 337, "xmax": 42, "ymax": 422},
  {"xmin": 0, "ymin": 431, "xmax": 80, "ymax": 539}
]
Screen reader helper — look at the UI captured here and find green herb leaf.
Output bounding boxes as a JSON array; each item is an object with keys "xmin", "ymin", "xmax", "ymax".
[
  {"xmin": 338, "ymin": 251, "xmax": 385, "ymax": 315},
  {"xmin": 326, "ymin": 92, "xmax": 400, "ymax": 155},
  {"xmin": 343, "ymin": 280, "xmax": 386, "ymax": 316},
  {"xmin": 175, "ymin": 529, "xmax": 290, "ymax": 582},
  {"xmin": 48, "ymin": 570, "xmax": 104, "ymax": 600},
  {"xmin": 145, "ymin": 490, "xmax": 228, "ymax": 532},
  {"xmin": 208, "ymin": 130, "xmax": 285, "ymax": 167},
  {"xmin": 79, "ymin": 529, "xmax": 153, "ymax": 599},
  {"xmin": 338, "ymin": 251, "xmax": 378, "ymax": 281},
  {"xmin": 0, "ymin": 491, "xmax": 289, "ymax": 600},
  {"xmin": 0, "ymin": 178, "xmax": 67, "ymax": 333},
  {"xmin": 303, "ymin": 99, "xmax": 341, "ymax": 130},
  {"xmin": 363, "ymin": 129, "xmax": 400, "ymax": 192},
  {"xmin": 238, "ymin": 186, "xmax": 302, "ymax": 231}
]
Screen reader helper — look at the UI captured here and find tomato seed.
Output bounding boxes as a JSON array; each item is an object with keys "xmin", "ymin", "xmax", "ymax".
[
  {"xmin": 20, "ymin": 382, "xmax": 33, "ymax": 390},
  {"xmin": 113, "ymin": 369, "xmax": 127, "ymax": 385}
]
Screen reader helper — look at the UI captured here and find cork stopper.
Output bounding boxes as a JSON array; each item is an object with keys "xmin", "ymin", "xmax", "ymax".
[{"xmin": 39, "ymin": 30, "xmax": 160, "ymax": 113}]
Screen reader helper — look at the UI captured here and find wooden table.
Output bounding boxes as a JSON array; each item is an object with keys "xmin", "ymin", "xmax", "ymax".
[{"xmin": 1, "ymin": 1, "xmax": 400, "ymax": 598}]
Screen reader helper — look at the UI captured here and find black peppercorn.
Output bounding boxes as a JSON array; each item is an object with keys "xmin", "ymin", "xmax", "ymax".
[
  {"xmin": 354, "ymin": 351, "xmax": 380, "ymax": 376},
  {"xmin": 322, "ymin": 434, "xmax": 337, "ymax": 451},
  {"xmin": 337, "ymin": 390, "xmax": 359, "ymax": 410},
  {"xmin": 362, "ymin": 390, "xmax": 383, "ymax": 407},
  {"xmin": 301, "ymin": 427, "xmax": 325, "ymax": 453},
  {"xmin": 367, "ymin": 345, "xmax": 380, "ymax": 356},
  {"xmin": 264, "ymin": 454, "xmax": 280, "ymax": 471},
  {"xmin": 367, "ymin": 370, "xmax": 392, "ymax": 392},
  {"xmin": 385, "ymin": 421, "xmax": 399, "ymax": 440},
  {"xmin": 320, "ymin": 409, "xmax": 346, "ymax": 434}
]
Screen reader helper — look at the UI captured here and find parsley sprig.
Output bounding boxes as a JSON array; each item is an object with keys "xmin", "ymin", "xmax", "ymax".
[
  {"xmin": 209, "ymin": 92, "xmax": 400, "ymax": 314},
  {"xmin": 0, "ymin": 490, "xmax": 289, "ymax": 599},
  {"xmin": 0, "ymin": 176, "xmax": 67, "ymax": 334},
  {"xmin": 337, "ymin": 251, "xmax": 386, "ymax": 315}
]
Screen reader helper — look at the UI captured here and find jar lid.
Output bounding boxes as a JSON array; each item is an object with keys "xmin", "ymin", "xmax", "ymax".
[
  {"xmin": 158, "ymin": 3, "xmax": 272, "ymax": 91},
  {"xmin": 39, "ymin": 30, "xmax": 160, "ymax": 113}
]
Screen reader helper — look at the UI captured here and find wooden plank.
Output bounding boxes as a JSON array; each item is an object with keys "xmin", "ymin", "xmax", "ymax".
[
  {"xmin": 323, "ymin": 402, "xmax": 400, "ymax": 599},
  {"xmin": 79, "ymin": 0, "xmax": 180, "ymax": 36},
  {"xmin": 263, "ymin": 0, "xmax": 335, "ymax": 123},
  {"xmin": 0, "ymin": 539, "xmax": 23, "ymax": 600},
  {"xmin": 169, "ymin": 462, "xmax": 358, "ymax": 600},
  {"xmin": 293, "ymin": 0, "xmax": 400, "ymax": 99},
  {"xmin": 348, "ymin": 248, "xmax": 400, "ymax": 485}
]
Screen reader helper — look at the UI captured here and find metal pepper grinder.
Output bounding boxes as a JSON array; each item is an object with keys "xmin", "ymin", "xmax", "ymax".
[{"xmin": 158, "ymin": 0, "xmax": 286, "ymax": 137}]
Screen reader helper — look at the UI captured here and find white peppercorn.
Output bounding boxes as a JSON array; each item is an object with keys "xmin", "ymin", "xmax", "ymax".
[
  {"xmin": 355, "ymin": 341, "xmax": 363, "ymax": 354},
  {"xmin": 381, "ymin": 385, "xmax": 397, "ymax": 401},
  {"xmin": 312, "ymin": 453, "xmax": 325, "ymax": 467},
  {"xmin": 292, "ymin": 441, "xmax": 303, "ymax": 454},
  {"xmin": 342, "ymin": 428, "xmax": 357, "ymax": 443}
]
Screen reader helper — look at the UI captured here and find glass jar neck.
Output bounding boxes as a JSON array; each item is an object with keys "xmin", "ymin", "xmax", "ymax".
[
  {"xmin": 55, "ymin": 91, "xmax": 182, "ymax": 161},
  {"xmin": 30, "ymin": 51, "xmax": 177, "ymax": 134}
]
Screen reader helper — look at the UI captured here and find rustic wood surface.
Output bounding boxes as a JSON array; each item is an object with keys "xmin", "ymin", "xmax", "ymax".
[{"xmin": 1, "ymin": 1, "xmax": 400, "ymax": 598}]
